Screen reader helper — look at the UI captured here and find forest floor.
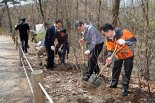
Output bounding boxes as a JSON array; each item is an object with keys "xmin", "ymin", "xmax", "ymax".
[
  {"xmin": 1, "ymin": 33, "xmax": 155, "ymax": 103},
  {"xmin": 26, "ymin": 40, "xmax": 155, "ymax": 103}
]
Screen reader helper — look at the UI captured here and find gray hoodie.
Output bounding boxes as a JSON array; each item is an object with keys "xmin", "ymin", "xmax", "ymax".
[{"xmin": 83, "ymin": 25, "xmax": 104, "ymax": 52}]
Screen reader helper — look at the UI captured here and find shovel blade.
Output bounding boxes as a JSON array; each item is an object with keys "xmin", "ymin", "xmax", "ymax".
[
  {"xmin": 88, "ymin": 74, "xmax": 102, "ymax": 87},
  {"xmin": 94, "ymin": 77, "xmax": 102, "ymax": 87}
]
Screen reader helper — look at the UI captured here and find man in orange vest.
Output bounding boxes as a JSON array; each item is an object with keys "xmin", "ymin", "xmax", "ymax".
[{"xmin": 100, "ymin": 23, "xmax": 137, "ymax": 97}]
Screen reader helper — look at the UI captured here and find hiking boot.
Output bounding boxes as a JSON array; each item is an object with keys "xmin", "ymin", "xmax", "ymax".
[
  {"xmin": 122, "ymin": 89, "xmax": 128, "ymax": 97},
  {"xmin": 109, "ymin": 81, "xmax": 117, "ymax": 88},
  {"xmin": 82, "ymin": 74, "xmax": 90, "ymax": 81},
  {"xmin": 109, "ymin": 85, "xmax": 117, "ymax": 88}
]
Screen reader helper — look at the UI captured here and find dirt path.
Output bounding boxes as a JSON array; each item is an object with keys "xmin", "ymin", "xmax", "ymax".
[{"xmin": 0, "ymin": 35, "xmax": 32, "ymax": 103}]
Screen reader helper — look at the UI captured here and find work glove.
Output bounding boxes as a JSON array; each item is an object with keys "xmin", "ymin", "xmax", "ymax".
[
  {"xmin": 54, "ymin": 41, "xmax": 58, "ymax": 45},
  {"xmin": 51, "ymin": 46, "xmax": 55, "ymax": 51},
  {"xmin": 58, "ymin": 48, "xmax": 62, "ymax": 52},
  {"xmin": 79, "ymin": 39, "xmax": 85, "ymax": 45},
  {"xmin": 84, "ymin": 50, "xmax": 90, "ymax": 55},
  {"xmin": 106, "ymin": 57, "xmax": 112, "ymax": 64},
  {"xmin": 117, "ymin": 39, "xmax": 125, "ymax": 45}
]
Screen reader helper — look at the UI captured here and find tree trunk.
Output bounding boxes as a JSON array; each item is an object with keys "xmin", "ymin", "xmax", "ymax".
[
  {"xmin": 141, "ymin": 0, "xmax": 149, "ymax": 27},
  {"xmin": 38, "ymin": 0, "xmax": 45, "ymax": 22},
  {"xmin": 97, "ymin": 0, "xmax": 102, "ymax": 28},
  {"xmin": 5, "ymin": 1, "xmax": 12, "ymax": 33},
  {"xmin": 0, "ymin": 7, "xmax": 5, "ymax": 27},
  {"xmin": 64, "ymin": 0, "xmax": 71, "ymax": 43},
  {"xmin": 31, "ymin": 3, "xmax": 35, "ymax": 29},
  {"xmin": 85, "ymin": 0, "xmax": 88, "ymax": 21},
  {"xmin": 112, "ymin": 0, "xmax": 120, "ymax": 27},
  {"xmin": 76, "ymin": 0, "xmax": 79, "ymax": 20},
  {"xmin": 56, "ymin": 0, "xmax": 59, "ymax": 18}
]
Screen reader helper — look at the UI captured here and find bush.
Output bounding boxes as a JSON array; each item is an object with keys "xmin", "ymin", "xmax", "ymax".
[{"xmin": 36, "ymin": 31, "xmax": 46, "ymax": 41}]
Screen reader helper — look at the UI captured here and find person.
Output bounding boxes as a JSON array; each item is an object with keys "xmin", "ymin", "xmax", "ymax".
[
  {"xmin": 56, "ymin": 28, "xmax": 69, "ymax": 65},
  {"xmin": 15, "ymin": 18, "xmax": 30, "ymax": 53},
  {"xmin": 35, "ymin": 39, "xmax": 46, "ymax": 66},
  {"xmin": 30, "ymin": 30, "xmax": 37, "ymax": 43},
  {"xmin": 100, "ymin": 23, "xmax": 137, "ymax": 97},
  {"xmin": 75, "ymin": 21, "xmax": 104, "ymax": 81},
  {"xmin": 44, "ymin": 19, "xmax": 63, "ymax": 70}
]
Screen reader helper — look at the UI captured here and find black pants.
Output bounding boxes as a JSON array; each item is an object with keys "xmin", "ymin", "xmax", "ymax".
[
  {"xmin": 87, "ymin": 42, "xmax": 103, "ymax": 76},
  {"xmin": 45, "ymin": 46, "xmax": 54, "ymax": 68},
  {"xmin": 111, "ymin": 56, "xmax": 134, "ymax": 89},
  {"xmin": 20, "ymin": 37, "xmax": 28, "ymax": 53}
]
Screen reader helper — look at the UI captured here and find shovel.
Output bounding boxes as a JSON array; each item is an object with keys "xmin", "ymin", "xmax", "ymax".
[{"xmin": 88, "ymin": 44, "xmax": 125, "ymax": 87}]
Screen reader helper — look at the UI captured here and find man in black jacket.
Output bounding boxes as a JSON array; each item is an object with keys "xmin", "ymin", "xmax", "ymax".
[
  {"xmin": 15, "ymin": 18, "xmax": 30, "ymax": 53},
  {"xmin": 45, "ymin": 19, "xmax": 63, "ymax": 70}
]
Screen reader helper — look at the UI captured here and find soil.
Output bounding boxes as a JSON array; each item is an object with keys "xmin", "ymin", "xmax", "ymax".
[
  {"xmin": 26, "ymin": 40, "xmax": 155, "ymax": 103},
  {"xmin": 1, "ymin": 34, "xmax": 155, "ymax": 103}
]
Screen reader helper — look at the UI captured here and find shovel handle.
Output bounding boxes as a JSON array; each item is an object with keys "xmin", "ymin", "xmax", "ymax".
[
  {"xmin": 80, "ymin": 44, "xmax": 86, "ymax": 63},
  {"xmin": 98, "ymin": 62, "xmax": 110, "ymax": 76},
  {"xmin": 98, "ymin": 44, "xmax": 125, "ymax": 76}
]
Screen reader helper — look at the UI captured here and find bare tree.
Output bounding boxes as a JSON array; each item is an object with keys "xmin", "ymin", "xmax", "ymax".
[
  {"xmin": 2, "ymin": 0, "xmax": 13, "ymax": 32},
  {"xmin": 38, "ymin": 0, "xmax": 45, "ymax": 22},
  {"xmin": 97, "ymin": 0, "xmax": 102, "ymax": 28},
  {"xmin": 112, "ymin": 0, "xmax": 120, "ymax": 27},
  {"xmin": 0, "ymin": 7, "xmax": 5, "ymax": 27}
]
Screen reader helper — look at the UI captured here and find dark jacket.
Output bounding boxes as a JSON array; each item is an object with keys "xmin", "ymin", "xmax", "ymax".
[
  {"xmin": 56, "ymin": 33, "xmax": 68, "ymax": 47},
  {"xmin": 15, "ymin": 22, "xmax": 30, "ymax": 38},
  {"xmin": 45, "ymin": 25, "xmax": 56, "ymax": 47}
]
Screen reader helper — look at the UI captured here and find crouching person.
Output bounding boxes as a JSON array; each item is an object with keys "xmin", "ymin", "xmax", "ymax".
[
  {"xmin": 35, "ymin": 39, "xmax": 46, "ymax": 66},
  {"xmin": 100, "ymin": 23, "xmax": 137, "ymax": 97},
  {"xmin": 56, "ymin": 28, "xmax": 69, "ymax": 65}
]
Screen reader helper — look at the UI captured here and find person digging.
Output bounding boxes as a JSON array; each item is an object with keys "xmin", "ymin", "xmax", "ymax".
[
  {"xmin": 100, "ymin": 23, "xmax": 137, "ymax": 97},
  {"xmin": 75, "ymin": 21, "xmax": 104, "ymax": 81}
]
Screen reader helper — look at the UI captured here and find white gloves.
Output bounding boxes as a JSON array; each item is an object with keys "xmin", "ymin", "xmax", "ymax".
[
  {"xmin": 58, "ymin": 48, "xmax": 61, "ymax": 52},
  {"xmin": 117, "ymin": 39, "xmax": 125, "ymax": 45},
  {"xmin": 84, "ymin": 50, "xmax": 90, "ymax": 55},
  {"xmin": 51, "ymin": 46, "xmax": 55, "ymax": 51}
]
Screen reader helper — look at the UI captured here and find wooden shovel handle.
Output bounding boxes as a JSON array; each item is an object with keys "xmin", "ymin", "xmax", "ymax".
[
  {"xmin": 80, "ymin": 44, "xmax": 85, "ymax": 63},
  {"xmin": 98, "ymin": 44, "xmax": 125, "ymax": 76}
]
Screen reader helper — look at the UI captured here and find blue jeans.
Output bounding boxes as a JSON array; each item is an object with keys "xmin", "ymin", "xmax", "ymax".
[{"xmin": 58, "ymin": 46, "xmax": 68, "ymax": 64}]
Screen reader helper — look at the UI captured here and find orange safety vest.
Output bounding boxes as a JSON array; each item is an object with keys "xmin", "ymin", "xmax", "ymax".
[{"xmin": 106, "ymin": 28, "xmax": 135, "ymax": 59}]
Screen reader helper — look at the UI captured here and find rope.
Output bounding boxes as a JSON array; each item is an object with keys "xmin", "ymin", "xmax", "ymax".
[
  {"xmin": 19, "ymin": 44, "xmax": 54, "ymax": 103},
  {"xmin": 21, "ymin": 58, "xmax": 34, "ymax": 94},
  {"xmin": 38, "ymin": 82, "xmax": 54, "ymax": 103},
  {"xmin": 20, "ymin": 46, "xmax": 34, "ymax": 72}
]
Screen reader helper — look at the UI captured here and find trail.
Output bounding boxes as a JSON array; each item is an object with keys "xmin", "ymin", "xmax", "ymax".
[{"xmin": 0, "ymin": 35, "xmax": 32, "ymax": 103}]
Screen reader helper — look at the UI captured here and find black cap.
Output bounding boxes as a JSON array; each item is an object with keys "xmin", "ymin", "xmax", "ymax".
[
  {"xmin": 59, "ymin": 28, "xmax": 66, "ymax": 33},
  {"xmin": 21, "ymin": 18, "xmax": 26, "ymax": 21}
]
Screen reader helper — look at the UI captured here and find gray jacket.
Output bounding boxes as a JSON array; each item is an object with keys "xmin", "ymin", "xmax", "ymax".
[{"xmin": 83, "ymin": 25, "xmax": 104, "ymax": 52}]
